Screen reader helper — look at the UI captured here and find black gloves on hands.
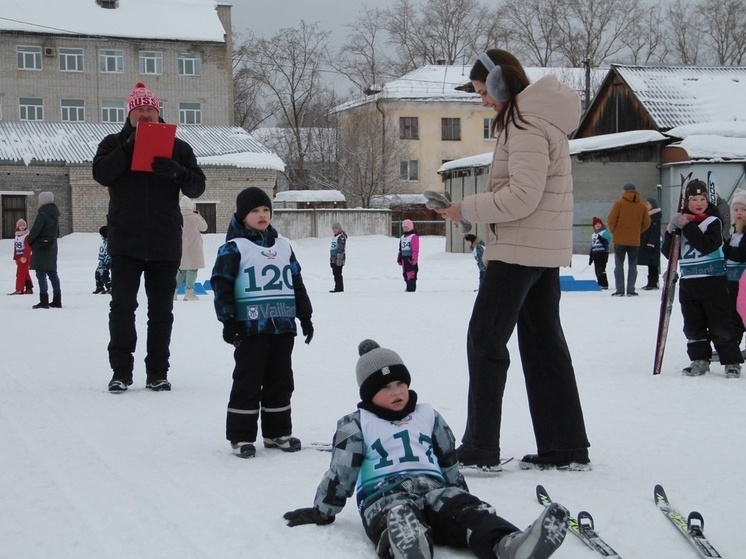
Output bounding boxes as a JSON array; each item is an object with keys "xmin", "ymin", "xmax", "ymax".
[
  {"xmin": 283, "ymin": 507, "xmax": 334, "ymax": 527},
  {"xmin": 222, "ymin": 320, "xmax": 243, "ymax": 347},
  {"xmin": 300, "ymin": 317, "xmax": 314, "ymax": 345},
  {"xmin": 152, "ymin": 157, "xmax": 185, "ymax": 181},
  {"xmin": 588, "ymin": 254, "xmax": 594, "ymax": 265},
  {"xmin": 122, "ymin": 132, "xmax": 136, "ymax": 155}
]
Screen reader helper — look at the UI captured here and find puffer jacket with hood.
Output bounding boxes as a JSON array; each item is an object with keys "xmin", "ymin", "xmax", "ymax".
[{"xmin": 460, "ymin": 74, "xmax": 580, "ymax": 268}]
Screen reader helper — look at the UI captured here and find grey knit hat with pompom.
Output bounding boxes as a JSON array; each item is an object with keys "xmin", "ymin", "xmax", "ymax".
[{"xmin": 356, "ymin": 339, "xmax": 411, "ymax": 402}]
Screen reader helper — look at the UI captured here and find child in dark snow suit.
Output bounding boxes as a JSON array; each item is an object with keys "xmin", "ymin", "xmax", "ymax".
[
  {"xmin": 283, "ymin": 339, "xmax": 570, "ymax": 559},
  {"xmin": 211, "ymin": 187, "xmax": 315, "ymax": 458},
  {"xmin": 464, "ymin": 233, "xmax": 487, "ymax": 286},
  {"xmin": 397, "ymin": 219, "xmax": 419, "ymax": 292},
  {"xmin": 722, "ymin": 189, "xmax": 746, "ymax": 374},
  {"xmin": 93, "ymin": 226, "xmax": 112, "ymax": 294},
  {"xmin": 588, "ymin": 217, "xmax": 611, "ymax": 290},
  {"xmin": 10, "ymin": 219, "xmax": 33, "ymax": 295},
  {"xmin": 661, "ymin": 179, "xmax": 743, "ymax": 378}
]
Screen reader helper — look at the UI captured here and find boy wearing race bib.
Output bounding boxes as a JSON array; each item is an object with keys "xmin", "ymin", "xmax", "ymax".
[
  {"xmin": 211, "ymin": 187, "xmax": 315, "ymax": 458},
  {"xmin": 662, "ymin": 179, "xmax": 743, "ymax": 377},
  {"xmin": 283, "ymin": 339, "xmax": 569, "ymax": 559}
]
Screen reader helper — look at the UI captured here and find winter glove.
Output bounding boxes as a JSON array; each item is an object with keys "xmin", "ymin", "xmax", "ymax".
[
  {"xmin": 667, "ymin": 212, "xmax": 691, "ymax": 232},
  {"xmin": 283, "ymin": 507, "xmax": 334, "ymax": 527},
  {"xmin": 335, "ymin": 253, "xmax": 344, "ymax": 266},
  {"xmin": 300, "ymin": 317, "xmax": 314, "ymax": 345},
  {"xmin": 152, "ymin": 157, "xmax": 186, "ymax": 181},
  {"xmin": 397, "ymin": 255, "xmax": 403, "ymax": 266},
  {"xmin": 121, "ymin": 132, "xmax": 136, "ymax": 155},
  {"xmin": 222, "ymin": 320, "xmax": 243, "ymax": 347},
  {"xmin": 588, "ymin": 253, "xmax": 594, "ymax": 265}
]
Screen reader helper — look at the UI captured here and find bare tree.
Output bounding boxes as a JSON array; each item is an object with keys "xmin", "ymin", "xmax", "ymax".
[
  {"xmin": 695, "ymin": 0, "xmax": 746, "ymax": 65},
  {"xmin": 555, "ymin": 0, "xmax": 643, "ymax": 66},
  {"xmin": 329, "ymin": 106, "xmax": 411, "ymax": 208},
  {"xmin": 232, "ymin": 33, "xmax": 277, "ymax": 130},
  {"xmin": 665, "ymin": 0, "xmax": 706, "ymax": 64},
  {"xmin": 237, "ymin": 22, "xmax": 333, "ymax": 189},
  {"xmin": 619, "ymin": 4, "xmax": 669, "ymax": 64},
  {"xmin": 500, "ymin": 0, "xmax": 564, "ymax": 66}
]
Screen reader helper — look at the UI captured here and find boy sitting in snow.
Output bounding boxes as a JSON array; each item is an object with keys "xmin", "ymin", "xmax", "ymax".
[
  {"xmin": 283, "ymin": 339, "xmax": 569, "ymax": 559},
  {"xmin": 662, "ymin": 179, "xmax": 743, "ymax": 378}
]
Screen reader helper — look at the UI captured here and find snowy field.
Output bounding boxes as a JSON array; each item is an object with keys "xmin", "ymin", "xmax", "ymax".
[{"xmin": 1, "ymin": 232, "xmax": 744, "ymax": 559}]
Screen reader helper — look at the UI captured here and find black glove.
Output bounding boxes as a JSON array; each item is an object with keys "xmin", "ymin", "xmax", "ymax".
[
  {"xmin": 300, "ymin": 317, "xmax": 314, "ymax": 345},
  {"xmin": 122, "ymin": 132, "xmax": 136, "ymax": 155},
  {"xmin": 152, "ymin": 157, "xmax": 185, "ymax": 181},
  {"xmin": 283, "ymin": 507, "xmax": 334, "ymax": 527},
  {"xmin": 588, "ymin": 254, "xmax": 593, "ymax": 265},
  {"xmin": 222, "ymin": 320, "xmax": 243, "ymax": 347}
]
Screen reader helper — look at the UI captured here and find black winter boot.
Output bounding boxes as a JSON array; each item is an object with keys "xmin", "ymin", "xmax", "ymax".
[
  {"xmin": 32, "ymin": 293, "xmax": 50, "ymax": 309},
  {"xmin": 50, "ymin": 293, "xmax": 62, "ymax": 308}
]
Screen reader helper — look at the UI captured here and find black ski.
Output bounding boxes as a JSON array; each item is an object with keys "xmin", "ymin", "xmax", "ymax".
[
  {"xmin": 653, "ymin": 172, "xmax": 692, "ymax": 375},
  {"xmin": 536, "ymin": 485, "xmax": 622, "ymax": 557},
  {"xmin": 653, "ymin": 484, "xmax": 723, "ymax": 558}
]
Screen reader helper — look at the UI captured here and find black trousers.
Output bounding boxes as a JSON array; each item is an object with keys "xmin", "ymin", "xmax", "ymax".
[
  {"xmin": 226, "ymin": 334, "xmax": 295, "ymax": 443},
  {"xmin": 108, "ymin": 255, "xmax": 179, "ymax": 375},
  {"xmin": 462, "ymin": 261, "xmax": 590, "ymax": 456},
  {"xmin": 592, "ymin": 252, "xmax": 609, "ymax": 288},
  {"xmin": 331, "ymin": 263, "xmax": 344, "ymax": 292}
]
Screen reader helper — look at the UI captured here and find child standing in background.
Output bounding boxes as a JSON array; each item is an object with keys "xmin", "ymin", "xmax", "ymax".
[
  {"xmin": 722, "ymin": 189, "xmax": 746, "ymax": 373},
  {"xmin": 211, "ymin": 187, "xmax": 315, "ymax": 458},
  {"xmin": 10, "ymin": 219, "xmax": 33, "ymax": 295},
  {"xmin": 464, "ymin": 233, "xmax": 487, "ymax": 287},
  {"xmin": 93, "ymin": 226, "xmax": 112, "ymax": 294},
  {"xmin": 589, "ymin": 217, "xmax": 611, "ymax": 290},
  {"xmin": 283, "ymin": 338, "xmax": 570, "ymax": 559},
  {"xmin": 397, "ymin": 219, "xmax": 420, "ymax": 292},
  {"xmin": 662, "ymin": 179, "xmax": 742, "ymax": 378}
]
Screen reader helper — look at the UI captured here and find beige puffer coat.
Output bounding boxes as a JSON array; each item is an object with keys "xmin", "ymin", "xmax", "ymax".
[
  {"xmin": 180, "ymin": 207, "xmax": 208, "ymax": 269},
  {"xmin": 460, "ymin": 75, "xmax": 580, "ymax": 268}
]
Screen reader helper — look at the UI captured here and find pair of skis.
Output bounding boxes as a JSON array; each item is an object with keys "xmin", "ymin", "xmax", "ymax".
[{"xmin": 536, "ymin": 484, "xmax": 723, "ymax": 558}]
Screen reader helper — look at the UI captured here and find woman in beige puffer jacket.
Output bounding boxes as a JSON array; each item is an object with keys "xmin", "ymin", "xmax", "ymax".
[
  {"xmin": 436, "ymin": 49, "xmax": 591, "ymax": 472},
  {"xmin": 176, "ymin": 195, "xmax": 207, "ymax": 300}
]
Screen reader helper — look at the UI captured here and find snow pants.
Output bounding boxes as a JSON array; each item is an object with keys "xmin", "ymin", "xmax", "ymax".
[
  {"xmin": 108, "ymin": 255, "xmax": 178, "ymax": 375},
  {"xmin": 331, "ymin": 263, "xmax": 344, "ymax": 292},
  {"xmin": 226, "ymin": 333, "xmax": 295, "ymax": 443},
  {"xmin": 15, "ymin": 259, "xmax": 33, "ymax": 292},
  {"xmin": 361, "ymin": 478, "xmax": 518, "ymax": 559},
  {"xmin": 461, "ymin": 261, "xmax": 590, "ymax": 457},
  {"xmin": 592, "ymin": 252, "xmax": 609, "ymax": 288},
  {"xmin": 401, "ymin": 259, "xmax": 418, "ymax": 292}
]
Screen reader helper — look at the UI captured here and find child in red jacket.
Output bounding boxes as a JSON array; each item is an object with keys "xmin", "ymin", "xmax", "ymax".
[{"xmin": 10, "ymin": 219, "xmax": 33, "ymax": 295}]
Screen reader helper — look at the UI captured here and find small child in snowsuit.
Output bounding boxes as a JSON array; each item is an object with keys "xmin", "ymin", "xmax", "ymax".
[
  {"xmin": 10, "ymin": 219, "xmax": 33, "ymax": 295},
  {"xmin": 397, "ymin": 219, "xmax": 419, "ymax": 292},
  {"xmin": 722, "ymin": 189, "xmax": 746, "ymax": 376},
  {"xmin": 662, "ymin": 179, "xmax": 743, "ymax": 378},
  {"xmin": 283, "ymin": 339, "xmax": 569, "ymax": 559},
  {"xmin": 211, "ymin": 187, "xmax": 315, "ymax": 458},
  {"xmin": 589, "ymin": 217, "xmax": 611, "ymax": 290},
  {"xmin": 329, "ymin": 222, "xmax": 347, "ymax": 293},
  {"xmin": 464, "ymin": 233, "xmax": 487, "ymax": 287},
  {"xmin": 93, "ymin": 226, "xmax": 112, "ymax": 294}
]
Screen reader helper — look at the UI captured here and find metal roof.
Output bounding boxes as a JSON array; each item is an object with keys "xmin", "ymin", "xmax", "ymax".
[
  {"xmin": 0, "ymin": 121, "xmax": 278, "ymax": 167},
  {"xmin": 613, "ymin": 66, "xmax": 746, "ymax": 129}
]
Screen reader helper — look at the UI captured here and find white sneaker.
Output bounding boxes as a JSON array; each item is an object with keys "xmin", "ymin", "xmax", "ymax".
[
  {"xmin": 263, "ymin": 436, "xmax": 301, "ymax": 452},
  {"xmin": 496, "ymin": 502, "xmax": 569, "ymax": 559},
  {"xmin": 682, "ymin": 360, "xmax": 710, "ymax": 376},
  {"xmin": 231, "ymin": 442, "xmax": 256, "ymax": 458},
  {"xmin": 725, "ymin": 364, "xmax": 741, "ymax": 379},
  {"xmin": 184, "ymin": 288, "xmax": 199, "ymax": 301}
]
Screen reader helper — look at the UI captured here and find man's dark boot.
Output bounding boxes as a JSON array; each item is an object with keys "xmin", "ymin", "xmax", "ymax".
[
  {"xmin": 32, "ymin": 293, "xmax": 50, "ymax": 309},
  {"xmin": 50, "ymin": 293, "xmax": 62, "ymax": 308}
]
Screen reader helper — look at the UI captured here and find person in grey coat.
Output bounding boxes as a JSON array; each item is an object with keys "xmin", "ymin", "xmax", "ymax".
[{"xmin": 27, "ymin": 191, "xmax": 61, "ymax": 309}]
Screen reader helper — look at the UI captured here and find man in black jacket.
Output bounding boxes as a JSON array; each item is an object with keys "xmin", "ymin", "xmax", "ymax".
[{"xmin": 93, "ymin": 82, "xmax": 206, "ymax": 393}]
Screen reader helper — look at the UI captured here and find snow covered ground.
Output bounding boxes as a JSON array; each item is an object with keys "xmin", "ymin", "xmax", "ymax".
[{"xmin": 1, "ymin": 232, "xmax": 744, "ymax": 559}]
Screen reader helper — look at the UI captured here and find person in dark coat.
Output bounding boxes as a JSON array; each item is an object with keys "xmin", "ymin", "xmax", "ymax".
[
  {"xmin": 27, "ymin": 191, "xmax": 61, "ymax": 309},
  {"xmin": 639, "ymin": 196, "xmax": 662, "ymax": 290},
  {"xmin": 92, "ymin": 82, "xmax": 206, "ymax": 393}
]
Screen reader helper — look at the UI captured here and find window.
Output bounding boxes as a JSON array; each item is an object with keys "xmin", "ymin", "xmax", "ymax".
[
  {"xmin": 139, "ymin": 51, "xmax": 163, "ymax": 75},
  {"xmin": 101, "ymin": 100, "xmax": 125, "ymax": 123},
  {"xmin": 59, "ymin": 48, "xmax": 84, "ymax": 72},
  {"xmin": 61, "ymin": 99, "xmax": 85, "ymax": 122},
  {"xmin": 99, "ymin": 49, "xmax": 123, "ymax": 73},
  {"xmin": 441, "ymin": 118, "xmax": 461, "ymax": 141},
  {"xmin": 19, "ymin": 98, "xmax": 43, "ymax": 121},
  {"xmin": 483, "ymin": 118, "xmax": 497, "ymax": 140},
  {"xmin": 399, "ymin": 117, "xmax": 419, "ymax": 140},
  {"xmin": 179, "ymin": 102, "xmax": 201, "ymax": 125},
  {"xmin": 400, "ymin": 160, "xmax": 419, "ymax": 181},
  {"xmin": 17, "ymin": 46, "xmax": 42, "ymax": 70},
  {"xmin": 178, "ymin": 52, "xmax": 201, "ymax": 76}
]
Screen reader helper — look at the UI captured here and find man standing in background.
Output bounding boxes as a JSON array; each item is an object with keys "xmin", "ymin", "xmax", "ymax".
[{"xmin": 607, "ymin": 182, "xmax": 651, "ymax": 297}]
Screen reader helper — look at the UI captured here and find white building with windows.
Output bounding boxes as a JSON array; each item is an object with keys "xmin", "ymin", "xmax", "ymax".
[{"xmin": 0, "ymin": 0, "xmax": 233, "ymax": 126}]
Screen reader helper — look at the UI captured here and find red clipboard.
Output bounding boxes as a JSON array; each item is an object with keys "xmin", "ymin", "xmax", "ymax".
[{"xmin": 131, "ymin": 122, "xmax": 177, "ymax": 172}]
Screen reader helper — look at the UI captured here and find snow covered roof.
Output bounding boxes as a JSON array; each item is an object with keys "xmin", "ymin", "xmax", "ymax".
[
  {"xmin": 369, "ymin": 194, "xmax": 427, "ymax": 208},
  {"xmin": 334, "ymin": 64, "xmax": 606, "ymax": 112},
  {"xmin": 0, "ymin": 121, "xmax": 285, "ymax": 171},
  {"xmin": 612, "ymin": 65, "xmax": 746, "ymax": 129},
  {"xmin": 0, "ymin": 0, "xmax": 226, "ymax": 43},
  {"xmin": 274, "ymin": 190, "xmax": 345, "ymax": 202}
]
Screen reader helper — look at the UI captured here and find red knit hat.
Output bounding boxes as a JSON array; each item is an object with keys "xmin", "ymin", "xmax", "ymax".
[
  {"xmin": 592, "ymin": 216, "xmax": 603, "ymax": 227},
  {"xmin": 126, "ymin": 82, "xmax": 159, "ymax": 115}
]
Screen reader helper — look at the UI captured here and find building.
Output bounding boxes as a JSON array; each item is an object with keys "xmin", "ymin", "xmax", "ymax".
[{"xmin": 0, "ymin": 0, "xmax": 233, "ymax": 126}]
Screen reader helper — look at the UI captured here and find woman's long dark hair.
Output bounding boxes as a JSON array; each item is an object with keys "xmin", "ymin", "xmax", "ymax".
[{"xmin": 470, "ymin": 49, "xmax": 531, "ymax": 138}]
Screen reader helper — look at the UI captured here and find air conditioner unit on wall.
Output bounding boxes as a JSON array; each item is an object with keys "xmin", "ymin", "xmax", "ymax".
[{"xmin": 44, "ymin": 47, "xmax": 56, "ymax": 57}]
